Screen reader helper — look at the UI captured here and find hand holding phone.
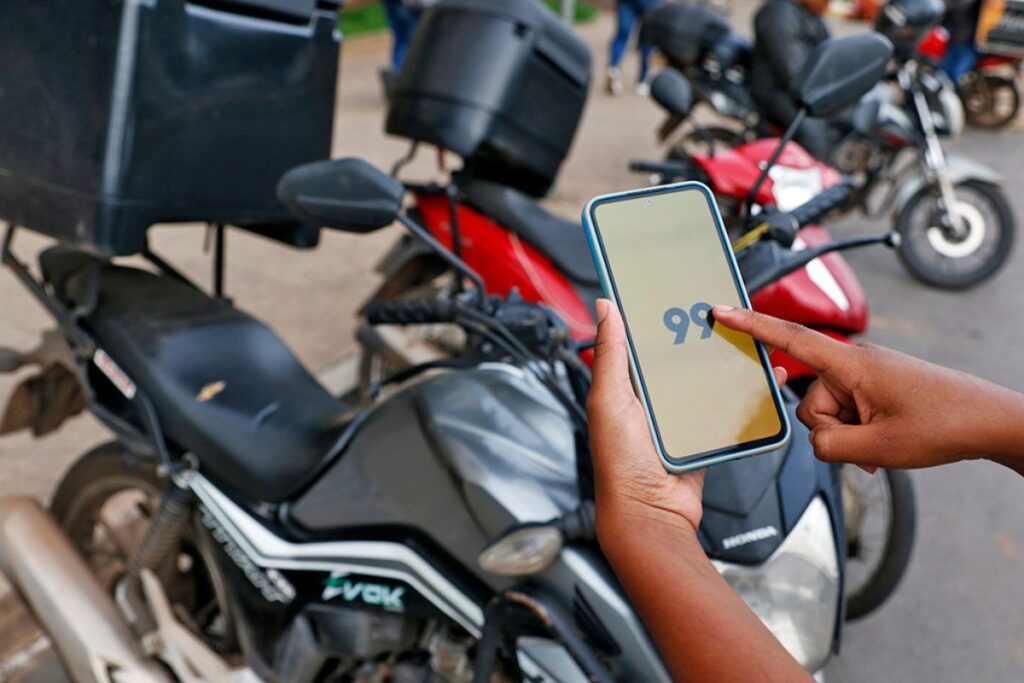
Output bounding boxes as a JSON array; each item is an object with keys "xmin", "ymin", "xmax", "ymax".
[{"xmin": 583, "ymin": 182, "xmax": 790, "ymax": 472}]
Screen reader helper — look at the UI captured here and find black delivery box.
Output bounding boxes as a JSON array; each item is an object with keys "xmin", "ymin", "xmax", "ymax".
[
  {"xmin": 386, "ymin": 0, "xmax": 591, "ymax": 198},
  {"xmin": 0, "ymin": 0, "xmax": 341, "ymax": 256}
]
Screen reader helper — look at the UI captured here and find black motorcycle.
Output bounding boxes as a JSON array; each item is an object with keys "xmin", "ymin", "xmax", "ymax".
[{"xmin": 0, "ymin": 152, "xmax": 892, "ymax": 680}]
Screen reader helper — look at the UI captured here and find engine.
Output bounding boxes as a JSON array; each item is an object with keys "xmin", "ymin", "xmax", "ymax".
[{"xmin": 276, "ymin": 610, "xmax": 479, "ymax": 683}]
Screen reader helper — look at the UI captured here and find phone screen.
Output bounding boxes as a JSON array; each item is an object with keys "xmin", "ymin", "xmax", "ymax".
[{"xmin": 590, "ymin": 185, "xmax": 786, "ymax": 465}]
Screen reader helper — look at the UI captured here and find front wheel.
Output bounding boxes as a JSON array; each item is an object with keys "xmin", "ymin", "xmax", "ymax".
[
  {"xmin": 896, "ymin": 179, "xmax": 1015, "ymax": 289},
  {"xmin": 842, "ymin": 466, "xmax": 916, "ymax": 620}
]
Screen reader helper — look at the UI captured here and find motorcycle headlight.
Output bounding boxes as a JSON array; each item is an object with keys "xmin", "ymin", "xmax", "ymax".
[
  {"xmin": 768, "ymin": 166, "xmax": 825, "ymax": 212},
  {"xmin": 712, "ymin": 497, "xmax": 840, "ymax": 672}
]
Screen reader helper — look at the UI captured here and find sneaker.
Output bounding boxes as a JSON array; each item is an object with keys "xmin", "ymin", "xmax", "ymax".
[
  {"xmin": 606, "ymin": 67, "xmax": 623, "ymax": 96},
  {"xmin": 635, "ymin": 81, "xmax": 650, "ymax": 97}
]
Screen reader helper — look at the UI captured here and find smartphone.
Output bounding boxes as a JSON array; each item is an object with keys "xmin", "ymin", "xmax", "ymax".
[{"xmin": 583, "ymin": 182, "xmax": 790, "ymax": 473}]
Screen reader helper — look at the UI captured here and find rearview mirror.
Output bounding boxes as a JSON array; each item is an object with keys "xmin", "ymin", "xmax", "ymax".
[
  {"xmin": 277, "ymin": 158, "xmax": 404, "ymax": 233},
  {"xmin": 650, "ymin": 69, "xmax": 694, "ymax": 118},
  {"xmin": 794, "ymin": 33, "xmax": 893, "ymax": 118}
]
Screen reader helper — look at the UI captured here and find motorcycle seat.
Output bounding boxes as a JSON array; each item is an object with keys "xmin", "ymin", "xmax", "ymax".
[
  {"xmin": 460, "ymin": 180, "xmax": 600, "ymax": 287},
  {"xmin": 38, "ymin": 246, "xmax": 351, "ymax": 503}
]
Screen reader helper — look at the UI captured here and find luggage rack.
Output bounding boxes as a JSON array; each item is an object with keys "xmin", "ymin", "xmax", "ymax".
[{"xmin": 1, "ymin": 221, "xmax": 223, "ymax": 477}]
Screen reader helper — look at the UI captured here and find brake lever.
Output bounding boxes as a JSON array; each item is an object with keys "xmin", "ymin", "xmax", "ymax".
[{"xmin": 746, "ymin": 232, "xmax": 899, "ymax": 294}]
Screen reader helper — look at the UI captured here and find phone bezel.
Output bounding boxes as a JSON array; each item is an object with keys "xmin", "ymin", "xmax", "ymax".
[{"xmin": 583, "ymin": 181, "xmax": 791, "ymax": 472}]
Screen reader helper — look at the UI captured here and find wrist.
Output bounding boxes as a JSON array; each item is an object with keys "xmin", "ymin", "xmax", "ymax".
[
  {"xmin": 966, "ymin": 383, "xmax": 1024, "ymax": 465},
  {"xmin": 596, "ymin": 498, "xmax": 701, "ymax": 563}
]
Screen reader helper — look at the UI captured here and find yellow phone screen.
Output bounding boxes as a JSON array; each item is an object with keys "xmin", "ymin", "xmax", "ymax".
[{"xmin": 591, "ymin": 186, "xmax": 786, "ymax": 464}]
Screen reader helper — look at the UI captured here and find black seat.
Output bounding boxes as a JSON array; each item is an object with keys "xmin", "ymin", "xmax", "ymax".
[
  {"xmin": 39, "ymin": 247, "xmax": 350, "ymax": 503},
  {"xmin": 460, "ymin": 180, "xmax": 600, "ymax": 287}
]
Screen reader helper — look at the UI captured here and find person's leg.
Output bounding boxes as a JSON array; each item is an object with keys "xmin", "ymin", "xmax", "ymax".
[
  {"xmin": 607, "ymin": 2, "xmax": 638, "ymax": 94},
  {"xmin": 383, "ymin": 1, "xmax": 420, "ymax": 71},
  {"xmin": 942, "ymin": 43, "xmax": 979, "ymax": 84},
  {"xmin": 609, "ymin": 2, "xmax": 636, "ymax": 69},
  {"xmin": 637, "ymin": 44, "xmax": 654, "ymax": 90},
  {"xmin": 381, "ymin": 0, "xmax": 404, "ymax": 71}
]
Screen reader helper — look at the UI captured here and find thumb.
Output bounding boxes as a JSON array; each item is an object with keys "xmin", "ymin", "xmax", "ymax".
[
  {"xmin": 590, "ymin": 299, "xmax": 634, "ymax": 403},
  {"xmin": 810, "ymin": 422, "xmax": 891, "ymax": 467}
]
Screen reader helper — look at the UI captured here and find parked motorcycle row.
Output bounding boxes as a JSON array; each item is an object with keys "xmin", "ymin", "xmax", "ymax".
[
  {"xmin": 0, "ymin": 0, "xmax": 1013, "ymax": 680},
  {"xmin": 640, "ymin": 0, "xmax": 1016, "ymax": 289}
]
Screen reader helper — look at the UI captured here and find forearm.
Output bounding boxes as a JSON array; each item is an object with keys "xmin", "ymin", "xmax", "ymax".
[
  {"xmin": 961, "ymin": 376, "xmax": 1024, "ymax": 473},
  {"xmin": 600, "ymin": 510, "xmax": 811, "ymax": 683}
]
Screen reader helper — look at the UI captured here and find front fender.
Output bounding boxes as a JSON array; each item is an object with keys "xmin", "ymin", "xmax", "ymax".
[{"xmin": 892, "ymin": 155, "xmax": 1005, "ymax": 216}]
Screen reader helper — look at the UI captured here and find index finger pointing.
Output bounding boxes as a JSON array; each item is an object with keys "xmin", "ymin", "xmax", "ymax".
[{"xmin": 712, "ymin": 305, "xmax": 843, "ymax": 374}]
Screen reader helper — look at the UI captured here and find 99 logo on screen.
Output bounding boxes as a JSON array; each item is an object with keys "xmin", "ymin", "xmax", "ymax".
[{"xmin": 663, "ymin": 302, "xmax": 715, "ymax": 345}]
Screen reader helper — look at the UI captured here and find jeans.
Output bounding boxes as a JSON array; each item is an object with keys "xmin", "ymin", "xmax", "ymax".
[
  {"xmin": 942, "ymin": 43, "xmax": 978, "ymax": 84},
  {"xmin": 382, "ymin": 0, "xmax": 421, "ymax": 71},
  {"xmin": 609, "ymin": 0, "xmax": 654, "ymax": 82}
]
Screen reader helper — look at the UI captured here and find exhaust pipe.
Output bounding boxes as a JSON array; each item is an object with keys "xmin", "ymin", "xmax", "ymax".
[{"xmin": 0, "ymin": 496, "xmax": 172, "ymax": 683}]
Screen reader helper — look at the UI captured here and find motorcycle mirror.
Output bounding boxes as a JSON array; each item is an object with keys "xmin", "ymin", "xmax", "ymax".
[
  {"xmin": 277, "ymin": 157, "xmax": 404, "ymax": 233},
  {"xmin": 650, "ymin": 69, "xmax": 694, "ymax": 119},
  {"xmin": 279, "ymin": 157, "xmax": 488, "ymax": 297},
  {"xmin": 650, "ymin": 69, "xmax": 696, "ymax": 143},
  {"xmin": 794, "ymin": 33, "xmax": 894, "ymax": 118}
]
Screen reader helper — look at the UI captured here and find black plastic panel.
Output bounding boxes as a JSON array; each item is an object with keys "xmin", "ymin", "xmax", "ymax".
[
  {"xmin": 386, "ymin": 0, "xmax": 591, "ymax": 197},
  {"xmin": 0, "ymin": 0, "xmax": 341, "ymax": 254}
]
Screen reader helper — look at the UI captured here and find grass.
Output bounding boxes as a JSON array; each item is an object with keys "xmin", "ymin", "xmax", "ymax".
[{"xmin": 338, "ymin": 1, "xmax": 598, "ymax": 37}]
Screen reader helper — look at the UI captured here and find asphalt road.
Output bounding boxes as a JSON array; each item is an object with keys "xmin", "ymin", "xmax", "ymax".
[
  {"xmin": 820, "ymin": 130, "xmax": 1024, "ymax": 682},
  {"xmin": 0, "ymin": 8, "xmax": 1022, "ymax": 683}
]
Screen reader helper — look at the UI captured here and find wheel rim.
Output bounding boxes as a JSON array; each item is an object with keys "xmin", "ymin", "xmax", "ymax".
[
  {"xmin": 61, "ymin": 476, "xmax": 238, "ymax": 654},
  {"xmin": 903, "ymin": 184, "xmax": 1003, "ymax": 279},
  {"xmin": 964, "ymin": 77, "xmax": 1017, "ymax": 127},
  {"xmin": 926, "ymin": 200, "xmax": 987, "ymax": 258},
  {"xmin": 842, "ymin": 466, "xmax": 894, "ymax": 601}
]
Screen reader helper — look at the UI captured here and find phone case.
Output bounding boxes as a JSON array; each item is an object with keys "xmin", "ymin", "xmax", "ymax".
[{"xmin": 582, "ymin": 181, "xmax": 791, "ymax": 473}]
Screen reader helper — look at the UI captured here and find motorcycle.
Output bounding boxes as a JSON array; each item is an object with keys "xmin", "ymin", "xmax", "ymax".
[
  {"xmin": 364, "ymin": 34, "xmax": 915, "ymax": 625},
  {"xmin": 917, "ymin": 25, "xmax": 1023, "ymax": 129},
  {"xmin": 643, "ymin": 0, "xmax": 1017, "ymax": 290},
  {"xmin": 3, "ymin": 151, "xmax": 867, "ymax": 681}
]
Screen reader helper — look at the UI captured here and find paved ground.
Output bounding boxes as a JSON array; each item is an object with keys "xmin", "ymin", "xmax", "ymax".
[{"xmin": 0, "ymin": 6, "xmax": 1022, "ymax": 682}]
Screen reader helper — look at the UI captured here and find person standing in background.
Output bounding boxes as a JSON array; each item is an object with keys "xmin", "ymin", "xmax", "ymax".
[
  {"xmin": 749, "ymin": 0, "xmax": 833, "ymax": 158},
  {"xmin": 942, "ymin": 0, "xmax": 982, "ymax": 83},
  {"xmin": 607, "ymin": 0, "xmax": 657, "ymax": 96}
]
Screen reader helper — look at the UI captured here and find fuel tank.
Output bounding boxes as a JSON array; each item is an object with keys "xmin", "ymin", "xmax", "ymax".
[{"xmin": 290, "ymin": 365, "xmax": 579, "ymax": 573}]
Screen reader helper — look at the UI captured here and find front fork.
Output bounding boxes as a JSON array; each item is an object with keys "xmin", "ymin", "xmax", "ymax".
[{"xmin": 904, "ymin": 64, "xmax": 965, "ymax": 236}]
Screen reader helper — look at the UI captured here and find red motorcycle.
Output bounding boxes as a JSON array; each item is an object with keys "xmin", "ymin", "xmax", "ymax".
[
  {"xmin": 360, "ymin": 37, "xmax": 913, "ymax": 623},
  {"xmin": 918, "ymin": 25, "xmax": 1022, "ymax": 129},
  {"xmin": 363, "ymin": 72, "xmax": 877, "ymax": 391}
]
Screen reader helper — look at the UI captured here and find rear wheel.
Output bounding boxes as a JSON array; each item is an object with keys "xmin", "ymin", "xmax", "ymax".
[
  {"xmin": 960, "ymin": 73, "xmax": 1020, "ymax": 129},
  {"xmin": 896, "ymin": 179, "xmax": 1015, "ymax": 289},
  {"xmin": 50, "ymin": 443, "xmax": 239, "ymax": 656},
  {"xmin": 842, "ymin": 465, "xmax": 916, "ymax": 620}
]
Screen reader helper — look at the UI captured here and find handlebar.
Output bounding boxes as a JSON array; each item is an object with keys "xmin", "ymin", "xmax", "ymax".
[
  {"xmin": 629, "ymin": 159, "xmax": 690, "ymax": 179},
  {"xmin": 734, "ymin": 181, "xmax": 853, "ymax": 251},
  {"xmin": 365, "ymin": 298, "xmax": 457, "ymax": 325},
  {"xmin": 788, "ymin": 182, "xmax": 852, "ymax": 228},
  {"xmin": 746, "ymin": 231, "xmax": 900, "ymax": 294}
]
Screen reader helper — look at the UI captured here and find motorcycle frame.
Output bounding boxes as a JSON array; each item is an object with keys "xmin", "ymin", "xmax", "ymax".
[{"xmin": 1, "ymin": 221, "xmax": 620, "ymax": 683}]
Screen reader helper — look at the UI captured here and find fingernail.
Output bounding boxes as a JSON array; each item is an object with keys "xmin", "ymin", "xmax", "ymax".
[
  {"xmin": 713, "ymin": 305, "xmax": 735, "ymax": 314},
  {"xmin": 596, "ymin": 298, "xmax": 611, "ymax": 323}
]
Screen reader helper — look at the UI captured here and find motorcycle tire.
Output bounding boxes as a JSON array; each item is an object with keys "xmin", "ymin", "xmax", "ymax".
[
  {"xmin": 51, "ymin": 442, "xmax": 239, "ymax": 654},
  {"xmin": 896, "ymin": 179, "xmax": 1015, "ymax": 290},
  {"xmin": 845, "ymin": 467, "xmax": 916, "ymax": 620},
  {"xmin": 961, "ymin": 74, "xmax": 1020, "ymax": 129}
]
